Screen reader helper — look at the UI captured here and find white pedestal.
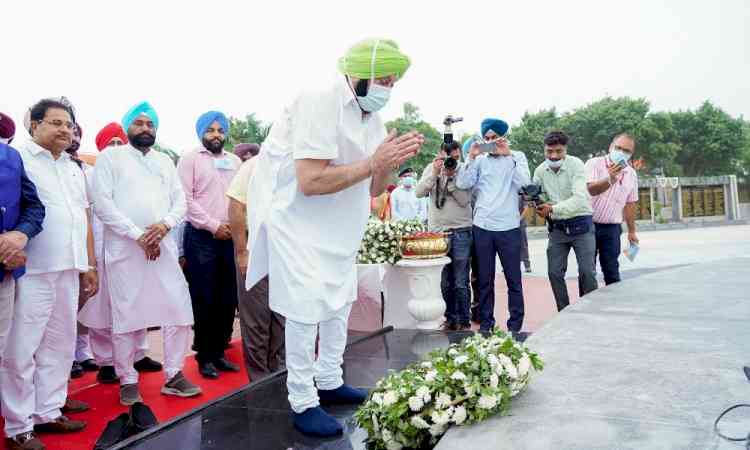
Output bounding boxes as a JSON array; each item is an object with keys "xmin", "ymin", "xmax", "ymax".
[{"xmin": 383, "ymin": 257, "xmax": 450, "ymax": 330}]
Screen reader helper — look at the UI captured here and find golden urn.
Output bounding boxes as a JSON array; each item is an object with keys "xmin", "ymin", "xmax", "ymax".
[{"xmin": 398, "ymin": 232, "xmax": 450, "ymax": 260}]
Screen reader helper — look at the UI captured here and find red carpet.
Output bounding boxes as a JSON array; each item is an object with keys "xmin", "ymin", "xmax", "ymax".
[{"xmin": 0, "ymin": 341, "xmax": 249, "ymax": 450}]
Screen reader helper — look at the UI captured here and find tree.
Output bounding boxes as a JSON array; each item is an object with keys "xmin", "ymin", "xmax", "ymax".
[
  {"xmin": 153, "ymin": 143, "xmax": 179, "ymax": 165},
  {"xmin": 670, "ymin": 101, "xmax": 748, "ymax": 177},
  {"xmin": 508, "ymin": 108, "xmax": 560, "ymax": 171},
  {"xmin": 385, "ymin": 102, "xmax": 442, "ymax": 176},
  {"xmin": 225, "ymin": 114, "xmax": 271, "ymax": 150}
]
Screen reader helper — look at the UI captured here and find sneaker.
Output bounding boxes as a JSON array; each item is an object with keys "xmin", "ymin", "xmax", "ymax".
[
  {"xmin": 134, "ymin": 356, "xmax": 163, "ymax": 372},
  {"xmin": 511, "ymin": 331, "xmax": 531, "ymax": 343},
  {"xmin": 70, "ymin": 361, "xmax": 84, "ymax": 379},
  {"xmin": 161, "ymin": 371, "xmax": 202, "ymax": 398},
  {"xmin": 61, "ymin": 397, "xmax": 89, "ymax": 414},
  {"xmin": 80, "ymin": 359, "xmax": 99, "ymax": 372},
  {"xmin": 34, "ymin": 416, "xmax": 86, "ymax": 434},
  {"xmin": 97, "ymin": 365, "xmax": 119, "ymax": 384},
  {"xmin": 120, "ymin": 383, "xmax": 143, "ymax": 406},
  {"xmin": 5, "ymin": 431, "xmax": 45, "ymax": 450}
]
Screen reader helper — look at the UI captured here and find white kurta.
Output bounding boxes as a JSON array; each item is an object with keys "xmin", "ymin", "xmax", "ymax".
[
  {"xmin": 92, "ymin": 145, "xmax": 193, "ymax": 334},
  {"xmin": 79, "ymin": 165, "xmax": 112, "ymax": 329},
  {"xmin": 246, "ymin": 78, "xmax": 386, "ymax": 324}
]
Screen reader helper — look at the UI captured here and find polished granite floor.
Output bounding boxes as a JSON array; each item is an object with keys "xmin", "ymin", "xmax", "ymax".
[{"xmin": 113, "ymin": 328, "xmax": 474, "ymax": 450}]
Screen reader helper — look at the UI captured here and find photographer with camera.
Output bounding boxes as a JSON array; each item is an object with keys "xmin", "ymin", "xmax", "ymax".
[
  {"xmin": 532, "ymin": 131, "xmax": 597, "ymax": 312},
  {"xmin": 456, "ymin": 118, "xmax": 530, "ymax": 336},
  {"xmin": 415, "ymin": 141, "xmax": 473, "ymax": 331}
]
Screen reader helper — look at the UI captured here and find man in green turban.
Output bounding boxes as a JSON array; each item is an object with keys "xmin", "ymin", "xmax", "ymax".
[{"xmin": 243, "ymin": 38, "xmax": 422, "ymax": 437}]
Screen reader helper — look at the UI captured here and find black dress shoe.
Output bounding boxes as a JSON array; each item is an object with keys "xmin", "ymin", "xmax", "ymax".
[
  {"xmin": 199, "ymin": 362, "xmax": 219, "ymax": 379},
  {"xmin": 511, "ymin": 331, "xmax": 531, "ymax": 343},
  {"xmin": 214, "ymin": 358, "xmax": 240, "ymax": 372},
  {"xmin": 134, "ymin": 357, "xmax": 163, "ymax": 372},
  {"xmin": 70, "ymin": 361, "xmax": 84, "ymax": 379},
  {"xmin": 80, "ymin": 359, "xmax": 100, "ymax": 372},
  {"xmin": 97, "ymin": 365, "xmax": 120, "ymax": 384}
]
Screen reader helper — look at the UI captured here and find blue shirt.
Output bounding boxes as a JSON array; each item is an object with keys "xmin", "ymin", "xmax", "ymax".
[
  {"xmin": 0, "ymin": 143, "xmax": 46, "ymax": 281},
  {"xmin": 456, "ymin": 151, "xmax": 531, "ymax": 232}
]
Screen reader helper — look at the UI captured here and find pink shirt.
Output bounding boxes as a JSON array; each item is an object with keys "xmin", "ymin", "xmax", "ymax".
[
  {"xmin": 177, "ymin": 148, "xmax": 241, "ymax": 234},
  {"xmin": 584, "ymin": 155, "xmax": 638, "ymax": 224}
]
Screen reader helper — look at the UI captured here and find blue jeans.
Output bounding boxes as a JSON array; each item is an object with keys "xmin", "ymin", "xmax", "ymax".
[
  {"xmin": 441, "ymin": 230, "xmax": 473, "ymax": 325},
  {"xmin": 473, "ymin": 226, "xmax": 525, "ymax": 332},
  {"xmin": 594, "ymin": 223, "xmax": 622, "ymax": 285}
]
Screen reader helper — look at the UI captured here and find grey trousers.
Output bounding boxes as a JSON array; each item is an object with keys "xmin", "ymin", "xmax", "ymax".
[
  {"xmin": 236, "ymin": 274, "xmax": 285, "ymax": 383},
  {"xmin": 546, "ymin": 228, "xmax": 598, "ymax": 311}
]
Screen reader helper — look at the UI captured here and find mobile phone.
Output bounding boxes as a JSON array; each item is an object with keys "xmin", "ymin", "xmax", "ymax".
[{"xmin": 477, "ymin": 142, "xmax": 496, "ymax": 153}]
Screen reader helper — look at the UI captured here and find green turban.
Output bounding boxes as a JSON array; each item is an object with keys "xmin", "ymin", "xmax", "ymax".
[{"xmin": 337, "ymin": 38, "xmax": 411, "ymax": 80}]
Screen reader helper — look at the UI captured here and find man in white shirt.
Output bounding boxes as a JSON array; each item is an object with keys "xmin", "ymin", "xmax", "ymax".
[
  {"xmin": 0, "ymin": 99, "xmax": 98, "ymax": 450},
  {"xmin": 391, "ymin": 167, "xmax": 428, "ymax": 222},
  {"xmin": 245, "ymin": 39, "xmax": 423, "ymax": 437},
  {"xmin": 78, "ymin": 123, "xmax": 162, "ymax": 386},
  {"xmin": 92, "ymin": 101, "xmax": 201, "ymax": 406}
]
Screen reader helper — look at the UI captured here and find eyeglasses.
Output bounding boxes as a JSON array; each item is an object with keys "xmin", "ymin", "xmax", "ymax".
[{"xmin": 39, "ymin": 119, "xmax": 75, "ymax": 130}]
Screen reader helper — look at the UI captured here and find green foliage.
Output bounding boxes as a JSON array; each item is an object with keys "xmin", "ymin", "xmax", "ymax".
[
  {"xmin": 386, "ymin": 102, "xmax": 443, "ymax": 176},
  {"xmin": 153, "ymin": 143, "xmax": 179, "ymax": 166},
  {"xmin": 225, "ymin": 114, "xmax": 271, "ymax": 151},
  {"xmin": 509, "ymin": 97, "xmax": 749, "ymax": 177},
  {"xmin": 670, "ymin": 101, "xmax": 748, "ymax": 176}
]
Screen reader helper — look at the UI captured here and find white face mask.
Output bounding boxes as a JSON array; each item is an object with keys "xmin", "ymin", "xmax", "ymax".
[
  {"xmin": 356, "ymin": 39, "xmax": 392, "ymax": 113},
  {"xmin": 546, "ymin": 158, "xmax": 563, "ymax": 169}
]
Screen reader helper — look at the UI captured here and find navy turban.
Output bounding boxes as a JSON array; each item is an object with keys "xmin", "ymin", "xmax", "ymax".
[
  {"xmin": 480, "ymin": 118, "xmax": 509, "ymax": 138},
  {"xmin": 196, "ymin": 111, "xmax": 229, "ymax": 140}
]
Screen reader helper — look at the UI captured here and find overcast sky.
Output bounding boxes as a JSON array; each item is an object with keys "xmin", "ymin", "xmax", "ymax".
[{"xmin": 2, "ymin": 0, "xmax": 748, "ymax": 154}]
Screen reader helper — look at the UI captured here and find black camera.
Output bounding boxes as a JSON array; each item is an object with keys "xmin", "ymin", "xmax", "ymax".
[
  {"xmin": 521, "ymin": 183, "xmax": 544, "ymax": 207},
  {"xmin": 444, "ymin": 156, "xmax": 458, "ymax": 171}
]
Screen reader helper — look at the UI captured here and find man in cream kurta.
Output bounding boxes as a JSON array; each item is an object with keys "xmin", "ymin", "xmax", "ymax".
[
  {"xmin": 92, "ymin": 101, "xmax": 201, "ymax": 406},
  {"xmin": 245, "ymin": 39, "xmax": 423, "ymax": 437}
]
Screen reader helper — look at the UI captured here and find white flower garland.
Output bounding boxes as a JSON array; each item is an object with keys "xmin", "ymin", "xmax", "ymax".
[
  {"xmin": 357, "ymin": 219, "xmax": 426, "ymax": 265},
  {"xmin": 355, "ymin": 330, "xmax": 543, "ymax": 450}
]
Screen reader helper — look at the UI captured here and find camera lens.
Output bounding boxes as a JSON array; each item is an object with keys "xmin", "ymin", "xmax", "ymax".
[{"xmin": 444, "ymin": 157, "xmax": 457, "ymax": 170}]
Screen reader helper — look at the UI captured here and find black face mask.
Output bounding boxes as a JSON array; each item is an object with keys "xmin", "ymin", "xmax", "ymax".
[
  {"xmin": 202, "ymin": 137, "xmax": 224, "ymax": 154},
  {"xmin": 130, "ymin": 132, "xmax": 156, "ymax": 148}
]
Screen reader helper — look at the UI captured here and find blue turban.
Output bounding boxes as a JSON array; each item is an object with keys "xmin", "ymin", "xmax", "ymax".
[
  {"xmin": 462, "ymin": 135, "xmax": 478, "ymax": 160},
  {"xmin": 195, "ymin": 111, "xmax": 229, "ymax": 140},
  {"xmin": 122, "ymin": 101, "xmax": 159, "ymax": 131},
  {"xmin": 480, "ymin": 118, "xmax": 509, "ymax": 138}
]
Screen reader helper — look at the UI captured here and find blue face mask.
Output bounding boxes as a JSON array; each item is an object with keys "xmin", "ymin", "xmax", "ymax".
[
  {"xmin": 357, "ymin": 83, "xmax": 391, "ymax": 113},
  {"xmin": 610, "ymin": 149, "xmax": 631, "ymax": 166},
  {"xmin": 401, "ymin": 176, "xmax": 415, "ymax": 187}
]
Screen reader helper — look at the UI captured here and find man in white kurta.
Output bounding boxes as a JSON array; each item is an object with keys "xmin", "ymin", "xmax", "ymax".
[
  {"xmin": 390, "ymin": 168, "xmax": 428, "ymax": 222},
  {"xmin": 1, "ymin": 99, "xmax": 97, "ymax": 447},
  {"xmin": 92, "ymin": 102, "xmax": 201, "ymax": 406},
  {"xmin": 245, "ymin": 39, "xmax": 423, "ymax": 437},
  {"xmin": 78, "ymin": 129, "xmax": 158, "ymax": 386}
]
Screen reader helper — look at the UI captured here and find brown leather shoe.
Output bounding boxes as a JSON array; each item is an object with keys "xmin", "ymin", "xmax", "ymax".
[
  {"xmin": 33, "ymin": 416, "xmax": 86, "ymax": 434},
  {"xmin": 61, "ymin": 397, "xmax": 90, "ymax": 414},
  {"xmin": 5, "ymin": 432, "xmax": 45, "ymax": 450}
]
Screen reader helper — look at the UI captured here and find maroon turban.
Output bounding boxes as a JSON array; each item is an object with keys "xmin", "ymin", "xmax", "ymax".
[
  {"xmin": 95, "ymin": 122, "xmax": 129, "ymax": 151},
  {"xmin": 233, "ymin": 143, "xmax": 260, "ymax": 161},
  {"xmin": 0, "ymin": 112, "xmax": 15, "ymax": 141}
]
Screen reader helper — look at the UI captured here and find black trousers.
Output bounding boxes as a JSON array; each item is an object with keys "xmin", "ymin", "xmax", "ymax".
[{"xmin": 184, "ymin": 223, "xmax": 238, "ymax": 364}]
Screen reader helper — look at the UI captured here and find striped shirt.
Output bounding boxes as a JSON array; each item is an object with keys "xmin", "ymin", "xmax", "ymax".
[{"xmin": 584, "ymin": 155, "xmax": 638, "ymax": 224}]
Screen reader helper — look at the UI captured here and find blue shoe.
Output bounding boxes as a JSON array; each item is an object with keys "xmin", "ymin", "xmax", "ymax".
[
  {"xmin": 293, "ymin": 406, "xmax": 343, "ymax": 437},
  {"xmin": 318, "ymin": 384, "xmax": 368, "ymax": 405}
]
